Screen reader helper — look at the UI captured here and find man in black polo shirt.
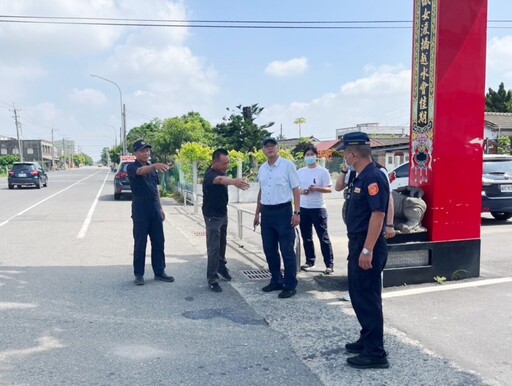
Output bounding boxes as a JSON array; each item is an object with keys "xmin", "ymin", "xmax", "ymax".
[{"xmin": 202, "ymin": 149, "xmax": 249, "ymax": 292}]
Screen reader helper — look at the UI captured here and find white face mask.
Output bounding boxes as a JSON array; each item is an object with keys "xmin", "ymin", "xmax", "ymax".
[
  {"xmin": 304, "ymin": 155, "xmax": 317, "ymax": 165},
  {"xmin": 344, "ymin": 153, "xmax": 354, "ymax": 170}
]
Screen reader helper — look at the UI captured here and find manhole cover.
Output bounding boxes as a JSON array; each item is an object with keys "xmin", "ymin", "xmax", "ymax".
[{"xmin": 242, "ymin": 269, "xmax": 272, "ymax": 280}]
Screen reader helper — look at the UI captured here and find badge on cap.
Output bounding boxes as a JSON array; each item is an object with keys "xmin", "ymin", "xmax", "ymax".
[{"xmin": 368, "ymin": 182, "xmax": 379, "ymax": 196}]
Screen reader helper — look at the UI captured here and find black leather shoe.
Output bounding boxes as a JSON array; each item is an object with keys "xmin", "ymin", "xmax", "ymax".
[
  {"xmin": 346, "ymin": 354, "xmax": 389, "ymax": 369},
  {"xmin": 209, "ymin": 283, "xmax": 222, "ymax": 292},
  {"xmin": 278, "ymin": 289, "xmax": 297, "ymax": 299},
  {"xmin": 134, "ymin": 276, "xmax": 145, "ymax": 286},
  {"xmin": 154, "ymin": 273, "xmax": 175, "ymax": 282},
  {"xmin": 261, "ymin": 283, "xmax": 284, "ymax": 292},
  {"xmin": 345, "ymin": 339, "xmax": 364, "ymax": 353},
  {"xmin": 218, "ymin": 267, "xmax": 232, "ymax": 281}
]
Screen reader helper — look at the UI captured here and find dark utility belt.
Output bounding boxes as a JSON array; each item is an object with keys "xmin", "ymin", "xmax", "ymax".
[
  {"xmin": 132, "ymin": 195, "xmax": 159, "ymax": 202},
  {"xmin": 261, "ymin": 202, "xmax": 292, "ymax": 209},
  {"xmin": 347, "ymin": 232, "xmax": 367, "ymax": 240}
]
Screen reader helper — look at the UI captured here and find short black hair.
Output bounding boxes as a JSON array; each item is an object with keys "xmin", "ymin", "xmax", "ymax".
[
  {"xmin": 303, "ymin": 145, "xmax": 318, "ymax": 157},
  {"xmin": 212, "ymin": 148, "xmax": 229, "ymax": 161}
]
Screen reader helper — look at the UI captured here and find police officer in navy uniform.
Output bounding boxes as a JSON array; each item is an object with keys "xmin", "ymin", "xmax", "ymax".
[
  {"xmin": 341, "ymin": 132, "xmax": 390, "ymax": 369},
  {"xmin": 127, "ymin": 140, "xmax": 175, "ymax": 286}
]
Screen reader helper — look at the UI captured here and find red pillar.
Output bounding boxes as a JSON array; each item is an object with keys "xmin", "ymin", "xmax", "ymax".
[{"xmin": 410, "ymin": 0, "xmax": 488, "ymax": 242}]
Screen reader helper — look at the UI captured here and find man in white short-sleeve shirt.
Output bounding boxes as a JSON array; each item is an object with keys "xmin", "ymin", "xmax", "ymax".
[{"xmin": 253, "ymin": 137, "xmax": 301, "ymax": 299}]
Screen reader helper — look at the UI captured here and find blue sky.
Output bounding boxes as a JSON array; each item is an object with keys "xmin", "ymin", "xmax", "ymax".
[{"xmin": 0, "ymin": 0, "xmax": 511, "ymax": 160}]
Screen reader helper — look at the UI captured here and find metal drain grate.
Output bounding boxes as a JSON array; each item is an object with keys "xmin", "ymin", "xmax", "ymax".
[
  {"xmin": 242, "ymin": 269, "xmax": 272, "ymax": 280},
  {"xmin": 194, "ymin": 231, "xmax": 207, "ymax": 237}
]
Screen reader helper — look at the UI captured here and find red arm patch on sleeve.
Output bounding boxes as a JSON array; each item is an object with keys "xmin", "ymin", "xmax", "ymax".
[{"xmin": 368, "ymin": 182, "xmax": 379, "ymax": 196}]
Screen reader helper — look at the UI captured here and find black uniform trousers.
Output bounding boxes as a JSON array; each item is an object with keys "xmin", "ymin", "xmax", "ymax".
[
  {"xmin": 347, "ymin": 232, "xmax": 387, "ymax": 358},
  {"xmin": 260, "ymin": 203, "xmax": 298, "ymax": 290},
  {"xmin": 132, "ymin": 198, "xmax": 166, "ymax": 277}
]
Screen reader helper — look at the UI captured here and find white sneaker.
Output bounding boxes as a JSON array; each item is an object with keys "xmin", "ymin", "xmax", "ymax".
[{"xmin": 300, "ymin": 263, "xmax": 316, "ymax": 271}]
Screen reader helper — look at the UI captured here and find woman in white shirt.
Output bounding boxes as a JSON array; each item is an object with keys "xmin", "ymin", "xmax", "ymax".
[{"xmin": 297, "ymin": 146, "xmax": 335, "ymax": 274}]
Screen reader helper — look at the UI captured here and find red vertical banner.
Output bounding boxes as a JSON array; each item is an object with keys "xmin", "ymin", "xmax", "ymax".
[{"xmin": 410, "ymin": 0, "xmax": 488, "ymax": 242}]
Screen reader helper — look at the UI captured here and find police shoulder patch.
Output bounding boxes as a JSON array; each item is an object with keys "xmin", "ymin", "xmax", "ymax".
[{"xmin": 368, "ymin": 182, "xmax": 379, "ymax": 196}]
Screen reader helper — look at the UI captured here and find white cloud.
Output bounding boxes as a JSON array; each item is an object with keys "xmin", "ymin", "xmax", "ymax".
[
  {"xmin": 261, "ymin": 65, "xmax": 411, "ymax": 140},
  {"xmin": 265, "ymin": 57, "xmax": 309, "ymax": 77},
  {"xmin": 487, "ymin": 35, "xmax": 512, "ymax": 84},
  {"xmin": 0, "ymin": 62, "xmax": 46, "ymax": 101},
  {"xmin": 69, "ymin": 89, "xmax": 108, "ymax": 106},
  {"xmin": 341, "ymin": 65, "xmax": 410, "ymax": 95},
  {"xmin": 0, "ymin": 0, "xmax": 189, "ymax": 57}
]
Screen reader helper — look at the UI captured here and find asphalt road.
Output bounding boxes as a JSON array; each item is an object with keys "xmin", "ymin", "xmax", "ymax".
[{"xmin": 1, "ymin": 168, "xmax": 511, "ymax": 385}]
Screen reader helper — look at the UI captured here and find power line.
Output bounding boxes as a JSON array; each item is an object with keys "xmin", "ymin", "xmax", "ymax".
[
  {"xmin": 0, "ymin": 20, "xmax": 411, "ymax": 29},
  {"xmin": 1, "ymin": 14, "xmax": 510, "ymax": 23},
  {"xmin": 0, "ymin": 15, "xmax": 510, "ymax": 30}
]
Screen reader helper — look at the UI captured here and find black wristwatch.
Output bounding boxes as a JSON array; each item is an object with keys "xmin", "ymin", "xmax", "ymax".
[
  {"xmin": 341, "ymin": 170, "xmax": 348, "ymax": 174},
  {"xmin": 293, "ymin": 211, "xmax": 300, "ymax": 215},
  {"xmin": 386, "ymin": 224, "xmax": 394, "ymax": 228}
]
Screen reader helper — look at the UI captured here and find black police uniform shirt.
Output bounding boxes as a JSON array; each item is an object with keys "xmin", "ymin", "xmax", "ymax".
[
  {"xmin": 346, "ymin": 162, "xmax": 389, "ymax": 234},
  {"xmin": 127, "ymin": 160, "xmax": 160, "ymax": 200},
  {"xmin": 202, "ymin": 167, "xmax": 228, "ymax": 217}
]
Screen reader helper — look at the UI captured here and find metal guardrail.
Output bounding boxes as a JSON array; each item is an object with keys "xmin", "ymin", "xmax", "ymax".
[{"xmin": 181, "ymin": 189, "xmax": 302, "ymax": 270}]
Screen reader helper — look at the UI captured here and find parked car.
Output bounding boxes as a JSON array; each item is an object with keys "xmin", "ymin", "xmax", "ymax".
[
  {"xmin": 8, "ymin": 162, "xmax": 48, "ymax": 189},
  {"xmin": 114, "ymin": 160, "xmax": 135, "ymax": 200},
  {"xmin": 387, "ymin": 154, "xmax": 512, "ymax": 220},
  {"xmin": 388, "ymin": 162, "xmax": 410, "ymax": 190},
  {"xmin": 482, "ymin": 154, "xmax": 512, "ymax": 220}
]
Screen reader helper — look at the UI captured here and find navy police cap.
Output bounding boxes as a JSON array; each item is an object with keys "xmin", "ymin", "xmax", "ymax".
[
  {"xmin": 340, "ymin": 132, "xmax": 371, "ymax": 149},
  {"xmin": 133, "ymin": 140, "xmax": 152, "ymax": 152}
]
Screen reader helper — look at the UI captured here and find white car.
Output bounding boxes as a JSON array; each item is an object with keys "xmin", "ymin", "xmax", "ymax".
[{"xmin": 388, "ymin": 162, "xmax": 409, "ymax": 190}]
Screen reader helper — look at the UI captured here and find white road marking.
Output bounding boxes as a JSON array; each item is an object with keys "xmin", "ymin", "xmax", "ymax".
[
  {"xmin": 326, "ymin": 277, "xmax": 512, "ymax": 306},
  {"xmin": 76, "ymin": 171, "xmax": 110, "ymax": 239},
  {"xmin": 382, "ymin": 277, "xmax": 512, "ymax": 299},
  {"xmin": 0, "ymin": 171, "xmax": 102, "ymax": 228}
]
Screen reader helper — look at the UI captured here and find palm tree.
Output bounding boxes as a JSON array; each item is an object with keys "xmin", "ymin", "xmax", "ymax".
[{"xmin": 294, "ymin": 117, "xmax": 306, "ymax": 138}]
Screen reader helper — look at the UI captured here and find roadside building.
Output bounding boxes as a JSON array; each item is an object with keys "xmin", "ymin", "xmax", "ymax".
[
  {"xmin": 484, "ymin": 112, "xmax": 512, "ymax": 154},
  {"xmin": 0, "ymin": 136, "xmax": 60, "ymax": 170},
  {"xmin": 335, "ymin": 123, "xmax": 410, "ymax": 170}
]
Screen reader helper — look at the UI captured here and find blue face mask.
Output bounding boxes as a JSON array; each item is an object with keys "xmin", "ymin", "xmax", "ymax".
[{"xmin": 304, "ymin": 155, "xmax": 317, "ymax": 165}]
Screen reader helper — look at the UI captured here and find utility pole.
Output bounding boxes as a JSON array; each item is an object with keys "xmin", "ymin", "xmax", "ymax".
[
  {"xmin": 62, "ymin": 138, "xmax": 66, "ymax": 168},
  {"xmin": 13, "ymin": 104, "xmax": 23, "ymax": 162},
  {"xmin": 51, "ymin": 126, "xmax": 55, "ymax": 171},
  {"xmin": 122, "ymin": 103, "xmax": 127, "ymax": 155}
]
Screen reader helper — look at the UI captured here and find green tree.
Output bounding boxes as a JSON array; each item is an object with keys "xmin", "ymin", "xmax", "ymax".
[
  {"xmin": 176, "ymin": 142, "xmax": 212, "ymax": 183},
  {"xmin": 155, "ymin": 112, "xmax": 214, "ymax": 162},
  {"xmin": 498, "ymin": 135, "xmax": 512, "ymax": 154},
  {"xmin": 486, "ymin": 82, "xmax": 512, "ymax": 112},
  {"xmin": 126, "ymin": 119, "xmax": 162, "ymax": 155},
  {"xmin": 214, "ymin": 104, "xmax": 274, "ymax": 169},
  {"xmin": 72, "ymin": 153, "xmax": 92, "ymax": 167},
  {"xmin": 0, "ymin": 155, "xmax": 20, "ymax": 167},
  {"xmin": 293, "ymin": 117, "xmax": 307, "ymax": 138},
  {"xmin": 293, "ymin": 137, "xmax": 314, "ymax": 157},
  {"xmin": 100, "ymin": 147, "xmax": 110, "ymax": 166},
  {"xmin": 108, "ymin": 145, "xmax": 122, "ymax": 166}
]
